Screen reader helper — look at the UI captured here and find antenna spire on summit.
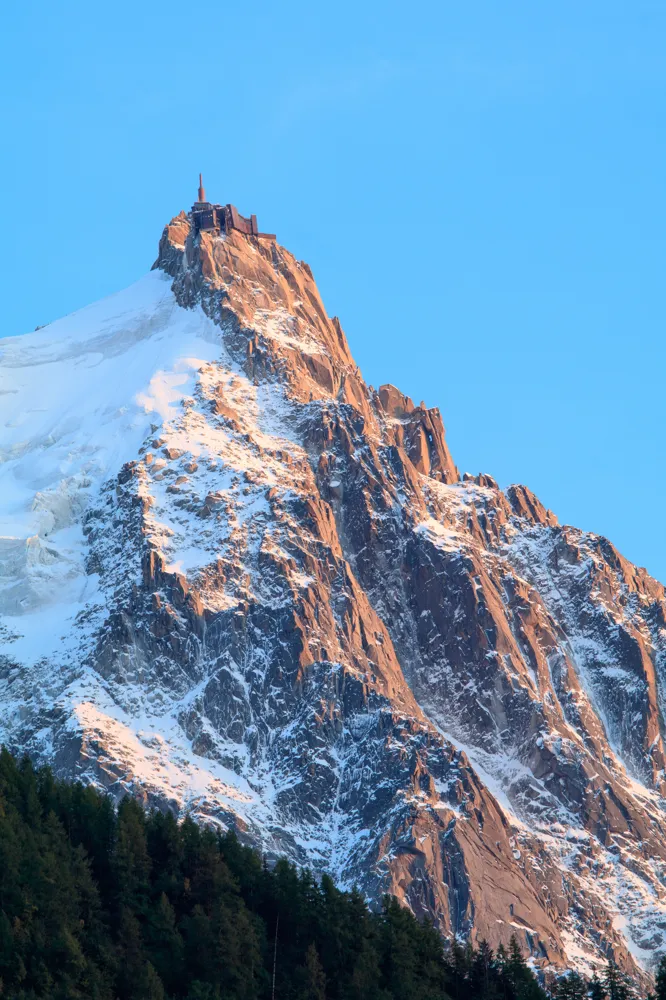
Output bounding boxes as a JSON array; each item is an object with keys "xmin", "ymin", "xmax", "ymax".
[{"xmin": 197, "ymin": 173, "xmax": 206, "ymax": 204}]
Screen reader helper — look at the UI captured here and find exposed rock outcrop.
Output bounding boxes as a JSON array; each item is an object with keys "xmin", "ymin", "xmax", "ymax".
[{"xmin": 1, "ymin": 207, "xmax": 665, "ymax": 988}]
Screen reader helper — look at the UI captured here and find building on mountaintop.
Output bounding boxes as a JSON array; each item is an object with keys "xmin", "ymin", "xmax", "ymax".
[{"xmin": 192, "ymin": 173, "xmax": 276, "ymax": 240}]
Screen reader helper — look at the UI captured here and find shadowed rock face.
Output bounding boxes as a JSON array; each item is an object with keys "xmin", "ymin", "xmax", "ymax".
[{"xmin": 2, "ymin": 211, "xmax": 666, "ymax": 986}]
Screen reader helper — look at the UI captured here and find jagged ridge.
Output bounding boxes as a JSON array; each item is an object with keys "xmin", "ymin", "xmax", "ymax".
[{"xmin": 1, "ymin": 206, "xmax": 666, "ymax": 987}]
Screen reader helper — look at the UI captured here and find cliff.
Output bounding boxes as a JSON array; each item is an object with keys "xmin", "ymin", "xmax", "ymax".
[{"xmin": 1, "ymin": 207, "xmax": 665, "ymax": 983}]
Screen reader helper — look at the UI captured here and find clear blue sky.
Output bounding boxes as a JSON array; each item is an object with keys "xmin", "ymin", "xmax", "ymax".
[{"xmin": 2, "ymin": 2, "xmax": 665, "ymax": 582}]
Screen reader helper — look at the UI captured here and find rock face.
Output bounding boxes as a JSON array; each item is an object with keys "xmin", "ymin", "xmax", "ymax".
[{"xmin": 2, "ymin": 209, "xmax": 666, "ymax": 983}]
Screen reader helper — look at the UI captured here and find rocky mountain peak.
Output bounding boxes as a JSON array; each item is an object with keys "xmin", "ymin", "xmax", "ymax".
[{"xmin": 1, "ymin": 202, "xmax": 665, "ymax": 988}]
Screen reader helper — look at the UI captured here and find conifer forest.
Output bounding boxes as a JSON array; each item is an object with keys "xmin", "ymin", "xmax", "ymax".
[{"xmin": 0, "ymin": 750, "xmax": 659, "ymax": 999}]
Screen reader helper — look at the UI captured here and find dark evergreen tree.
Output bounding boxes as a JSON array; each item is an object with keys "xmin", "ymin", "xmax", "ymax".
[
  {"xmin": 380, "ymin": 895, "xmax": 427, "ymax": 1000},
  {"xmin": 113, "ymin": 798, "xmax": 151, "ymax": 916},
  {"xmin": 655, "ymin": 956, "xmax": 666, "ymax": 1000},
  {"xmin": 499, "ymin": 935, "xmax": 548, "ymax": 1000},
  {"xmin": 295, "ymin": 942, "xmax": 327, "ymax": 1000},
  {"xmin": 552, "ymin": 971, "xmax": 587, "ymax": 1000},
  {"xmin": 602, "ymin": 961, "xmax": 632, "ymax": 1000},
  {"xmin": 144, "ymin": 890, "xmax": 184, "ymax": 991},
  {"xmin": 589, "ymin": 973, "xmax": 608, "ymax": 1000},
  {"xmin": 469, "ymin": 940, "xmax": 501, "ymax": 1000}
]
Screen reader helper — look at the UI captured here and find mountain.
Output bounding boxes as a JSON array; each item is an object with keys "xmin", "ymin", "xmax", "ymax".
[{"xmin": 2, "ymin": 200, "xmax": 666, "ymax": 984}]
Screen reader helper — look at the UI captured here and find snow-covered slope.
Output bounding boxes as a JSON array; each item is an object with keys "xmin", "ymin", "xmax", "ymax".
[
  {"xmin": 1, "ymin": 272, "xmax": 221, "ymax": 639},
  {"xmin": 2, "ymin": 210, "xmax": 666, "ymax": 986}
]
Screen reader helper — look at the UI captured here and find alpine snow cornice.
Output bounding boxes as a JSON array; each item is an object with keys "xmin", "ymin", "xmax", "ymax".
[{"xmin": 1, "ymin": 193, "xmax": 666, "ymax": 985}]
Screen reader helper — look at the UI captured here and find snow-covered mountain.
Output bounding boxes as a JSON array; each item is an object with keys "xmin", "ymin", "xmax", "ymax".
[{"xmin": 2, "ymin": 204, "xmax": 666, "ymax": 984}]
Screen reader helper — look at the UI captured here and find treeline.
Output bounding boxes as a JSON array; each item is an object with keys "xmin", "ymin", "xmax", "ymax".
[{"xmin": 0, "ymin": 748, "xmax": 654, "ymax": 999}]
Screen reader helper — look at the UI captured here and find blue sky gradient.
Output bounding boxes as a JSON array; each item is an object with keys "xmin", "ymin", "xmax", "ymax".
[{"xmin": 2, "ymin": 1, "xmax": 665, "ymax": 580}]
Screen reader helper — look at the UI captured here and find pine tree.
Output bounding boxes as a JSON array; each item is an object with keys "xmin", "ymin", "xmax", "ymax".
[
  {"xmin": 113, "ymin": 798, "xmax": 151, "ymax": 916},
  {"xmin": 501, "ymin": 934, "xmax": 547, "ymax": 1000},
  {"xmin": 602, "ymin": 960, "xmax": 631, "ymax": 1000},
  {"xmin": 553, "ymin": 971, "xmax": 588, "ymax": 1000},
  {"xmin": 589, "ymin": 973, "xmax": 608, "ymax": 1000},
  {"xmin": 144, "ymin": 891, "xmax": 184, "ymax": 992},
  {"xmin": 296, "ymin": 942, "xmax": 327, "ymax": 1000},
  {"xmin": 333, "ymin": 886, "xmax": 375, "ymax": 1000},
  {"xmin": 146, "ymin": 809, "xmax": 184, "ymax": 901},
  {"xmin": 210, "ymin": 895, "xmax": 262, "ymax": 1000},
  {"xmin": 379, "ymin": 895, "xmax": 424, "ymax": 1000},
  {"xmin": 449, "ymin": 939, "xmax": 472, "ymax": 998},
  {"xmin": 140, "ymin": 960, "xmax": 166, "ymax": 1000},
  {"xmin": 116, "ymin": 907, "xmax": 147, "ymax": 999},
  {"xmin": 655, "ymin": 956, "xmax": 666, "ymax": 1000},
  {"xmin": 182, "ymin": 903, "xmax": 216, "ymax": 985},
  {"xmin": 470, "ymin": 940, "xmax": 500, "ymax": 1000}
]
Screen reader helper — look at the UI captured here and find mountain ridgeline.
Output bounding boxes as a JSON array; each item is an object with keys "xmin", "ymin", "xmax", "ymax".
[{"xmin": 1, "ymin": 196, "xmax": 666, "ymax": 985}]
